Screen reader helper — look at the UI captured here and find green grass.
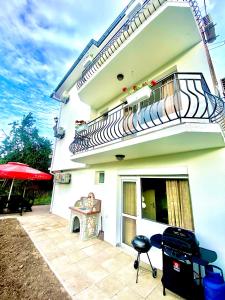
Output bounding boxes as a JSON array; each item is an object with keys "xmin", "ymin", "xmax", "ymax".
[{"xmin": 33, "ymin": 192, "xmax": 52, "ymax": 206}]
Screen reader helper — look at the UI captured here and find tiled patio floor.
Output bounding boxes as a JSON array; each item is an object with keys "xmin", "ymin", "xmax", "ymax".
[{"xmin": 1, "ymin": 206, "xmax": 183, "ymax": 300}]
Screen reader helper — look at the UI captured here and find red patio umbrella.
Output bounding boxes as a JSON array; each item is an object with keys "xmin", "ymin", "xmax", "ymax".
[
  {"xmin": 0, "ymin": 162, "xmax": 52, "ymax": 180},
  {"xmin": 0, "ymin": 162, "xmax": 52, "ymax": 201}
]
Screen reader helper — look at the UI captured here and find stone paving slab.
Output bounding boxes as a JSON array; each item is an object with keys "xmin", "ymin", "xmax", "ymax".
[{"xmin": 1, "ymin": 205, "xmax": 184, "ymax": 299}]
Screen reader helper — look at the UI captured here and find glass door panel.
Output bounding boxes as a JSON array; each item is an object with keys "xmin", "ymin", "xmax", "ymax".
[
  {"xmin": 122, "ymin": 216, "xmax": 136, "ymax": 246},
  {"xmin": 123, "ymin": 181, "xmax": 137, "ymax": 216},
  {"xmin": 122, "ymin": 181, "xmax": 137, "ymax": 246}
]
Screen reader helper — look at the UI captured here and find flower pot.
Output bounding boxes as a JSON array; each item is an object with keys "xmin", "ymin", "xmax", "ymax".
[
  {"xmin": 75, "ymin": 124, "xmax": 88, "ymax": 132},
  {"xmin": 126, "ymin": 86, "xmax": 151, "ymax": 105}
]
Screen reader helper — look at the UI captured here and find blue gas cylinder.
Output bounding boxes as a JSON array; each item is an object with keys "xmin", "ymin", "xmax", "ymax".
[{"xmin": 203, "ymin": 265, "xmax": 225, "ymax": 300}]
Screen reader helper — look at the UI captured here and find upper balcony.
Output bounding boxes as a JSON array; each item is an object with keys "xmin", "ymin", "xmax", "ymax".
[
  {"xmin": 76, "ymin": 0, "xmax": 203, "ymax": 109},
  {"xmin": 69, "ymin": 72, "xmax": 225, "ymax": 164}
]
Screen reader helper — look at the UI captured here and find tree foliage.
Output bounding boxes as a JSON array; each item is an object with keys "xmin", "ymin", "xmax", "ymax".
[{"xmin": 0, "ymin": 113, "xmax": 52, "ymax": 173}]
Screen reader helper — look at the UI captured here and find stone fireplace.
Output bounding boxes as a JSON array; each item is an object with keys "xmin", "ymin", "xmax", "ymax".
[{"xmin": 69, "ymin": 193, "xmax": 101, "ymax": 240}]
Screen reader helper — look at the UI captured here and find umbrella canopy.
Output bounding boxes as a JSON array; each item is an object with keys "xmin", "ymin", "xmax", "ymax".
[{"xmin": 0, "ymin": 162, "xmax": 52, "ymax": 180}]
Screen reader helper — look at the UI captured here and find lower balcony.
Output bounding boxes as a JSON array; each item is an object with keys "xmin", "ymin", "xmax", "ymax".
[{"xmin": 69, "ymin": 72, "xmax": 225, "ymax": 164}]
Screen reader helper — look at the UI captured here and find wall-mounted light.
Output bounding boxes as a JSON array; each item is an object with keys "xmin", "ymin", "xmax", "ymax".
[
  {"xmin": 53, "ymin": 117, "xmax": 65, "ymax": 139},
  {"xmin": 115, "ymin": 154, "xmax": 125, "ymax": 161},
  {"xmin": 117, "ymin": 74, "xmax": 124, "ymax": 81}
]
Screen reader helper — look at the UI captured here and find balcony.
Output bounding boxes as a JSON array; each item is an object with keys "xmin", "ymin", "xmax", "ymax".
[
  {"xmin": 69, "ymin": 73, "xmax": 225, "ymax": 164},
  {"xmin": 76, "ymin": 0, "xmax": 204, "ymax": 109}
]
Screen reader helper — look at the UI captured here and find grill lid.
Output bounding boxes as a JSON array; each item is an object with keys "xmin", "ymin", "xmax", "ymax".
[{"xmin": 162, "ymin": 227, "xmax": 199, "ymax": 255}]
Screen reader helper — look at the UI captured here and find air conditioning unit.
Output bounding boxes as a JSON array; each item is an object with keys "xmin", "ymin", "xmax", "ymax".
[
  {"xmin": 202, "ymin": 14, "xmax": 217, "ymax": 43},
  {"xmin": 126, "ymin": 0, "xmax": 144, "ymax": 20},
  {"xmin": 53, "ymin": 126, "xmax": 65, "ymax": 139},
  {"xmin": 54, "ymin": 173, "xmax": 71, "ymax": 184}
]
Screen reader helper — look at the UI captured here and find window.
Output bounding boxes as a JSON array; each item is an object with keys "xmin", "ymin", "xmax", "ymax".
[
  {"xmin": 95, "ymin": 171, "xmax": 105, "ymax": 184},
  {"xmin": 141, "ymin": 178, "xmax": 194, "ymax": 230},
  {"xmin": 139, "ymin": 74, "xmax": 179, "ymax": 124},
  {"xmin": 141, "ymin": 178, "xmax": 168, "ymax": 223}
]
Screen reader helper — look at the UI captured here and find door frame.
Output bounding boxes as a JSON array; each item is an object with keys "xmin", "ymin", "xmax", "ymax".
[{"xmin": 119, "ymin": 177, "xmax": 141, "ymax": 250}]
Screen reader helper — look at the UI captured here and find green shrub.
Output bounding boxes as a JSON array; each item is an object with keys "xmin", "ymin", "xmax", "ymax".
[{"xmin": 33, "ymin": 192, "xmax": 52, "ymax": 206}]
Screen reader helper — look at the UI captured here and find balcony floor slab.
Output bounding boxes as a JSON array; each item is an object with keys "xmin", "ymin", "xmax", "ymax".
[{"xmin": 71, "ymin": 123, "xmax": 225, "ymax": 164}]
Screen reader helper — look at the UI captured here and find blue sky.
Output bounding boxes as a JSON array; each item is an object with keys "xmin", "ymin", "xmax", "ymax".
[{"xmin": 0, "ymin": 0, "xmax": 224, "ymax": 143}]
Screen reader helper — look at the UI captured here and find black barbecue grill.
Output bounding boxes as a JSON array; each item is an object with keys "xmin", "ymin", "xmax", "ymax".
[
  {"xmin": 150, "ymin": 227, "xmax": 217, "ymax": 299},
  {"xmin": 162, "ymin": 226, "xmax": 199, "ymax": 257},
  {"xmin": 131, "ymin": 235, "xmax": 157, "ymax": 283},
  {"xmin": 161, "ymin": 227, "xmax": 200, "ymax": 299}
]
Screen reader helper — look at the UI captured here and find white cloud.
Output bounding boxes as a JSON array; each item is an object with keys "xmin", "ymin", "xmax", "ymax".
[{"xmin": 1, "ymin": 0, "xmax": 223, "ymax": 144}]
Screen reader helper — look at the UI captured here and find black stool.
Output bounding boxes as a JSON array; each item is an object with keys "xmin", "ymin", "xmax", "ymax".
[{"xmin": 131, "ymin": 235, "xmax": 157, "ymax": 283}]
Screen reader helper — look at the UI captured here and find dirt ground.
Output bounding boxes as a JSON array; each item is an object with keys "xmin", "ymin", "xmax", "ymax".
[{"xmin": 0, "ymin": 218, "xmax": 71, "ymax": 300}]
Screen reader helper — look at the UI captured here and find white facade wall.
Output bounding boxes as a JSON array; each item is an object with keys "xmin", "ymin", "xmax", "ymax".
[
  {"xmin": 51, "ymin": 42, "xmax": 213, "ymax": 172},
  {"xmin": 51, "ymin": 148, "xmax": 225, "ymax": 271},
  {"xmin": 51, "ymin": 85, "xmax": 90, "ymax": 171},
  {"xmin": 51, "ymin": 26, "xmax": 225, "ymax": 272}
]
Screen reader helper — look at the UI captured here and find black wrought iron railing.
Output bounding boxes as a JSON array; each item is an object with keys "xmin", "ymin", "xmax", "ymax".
[
  {"xmin": 69, "ymin": 72, "xmax": 225, "ymax": 155},
  {"xmin": 76, "ymin": 0, "xmax": 204, "ymax": 90}
]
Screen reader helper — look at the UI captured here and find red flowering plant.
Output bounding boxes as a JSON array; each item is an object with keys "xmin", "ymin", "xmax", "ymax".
[
  {"xmin": 75, "ymin": 120, "xmax": 88, "ymax": 131},
  {"xmin": 122, "ymin": 79, "xmax": 158, "ymax": 95},
  {"xmin": 75, "ymin": 120, "xmax": 86, "ymax": 125}
]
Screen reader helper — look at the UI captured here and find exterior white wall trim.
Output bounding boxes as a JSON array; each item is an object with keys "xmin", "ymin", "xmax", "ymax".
[{"xmin": 117, "ymin": 167, "xmax": 188, "ymax": 176}]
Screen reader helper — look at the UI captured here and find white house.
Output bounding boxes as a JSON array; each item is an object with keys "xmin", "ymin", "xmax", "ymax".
[{"xmin": 50, "ymin": 0, "xmax": 225, "ymax": 271}]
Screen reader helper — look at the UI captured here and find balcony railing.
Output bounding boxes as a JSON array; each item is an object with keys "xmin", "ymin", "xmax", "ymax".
[
  {"xmin": 76, "ymin": 0, "xmax": 204, "ymax": 90},
  {"xmin": 69, "ymin": 72, "xmax": 225, "ymax": 155}
]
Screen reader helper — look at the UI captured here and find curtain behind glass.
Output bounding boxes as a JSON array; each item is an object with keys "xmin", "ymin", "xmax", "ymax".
[
  {"xmin": 123, "ymin": 217, "xmax": 136, "ymax": 246},
  {"xmin": 122, "ymin": 182, "xmax": 137, "ymax": 246},
  {"xmin": 166, "ymin": 180, "xmax": 194, "ymax": 230},
  {"xmin": 123, "ymin": 182, "xmax": 137, "ymax": 216}
]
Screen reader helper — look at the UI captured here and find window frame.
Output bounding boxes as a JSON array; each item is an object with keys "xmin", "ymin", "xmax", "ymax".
[{"xmin": 139, "ymin": 176, "xmax": 194, "ymax": 230}]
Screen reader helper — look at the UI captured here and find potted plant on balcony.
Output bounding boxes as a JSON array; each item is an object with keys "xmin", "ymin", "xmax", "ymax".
[
  {"xmin": 122, "ymin": 80, "xmax": 157, "ymax": 105},
  {"xmin": 75, "ymin": 120, "xmax": 88, "ymax": 132}
]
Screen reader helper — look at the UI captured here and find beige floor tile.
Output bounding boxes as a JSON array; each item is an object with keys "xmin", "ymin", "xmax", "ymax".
[
  {"xmin": 101, "ymin": 256, "xmax": 126, "ymax": 273},
  {"xmin": 146, "ymin": 284, "xmax": 182, "ymax": 300},
  {"xmin": 85, "ymin": 265, "xmax": 109, "ymax": 283},
  {"xmin": 57, "ymin": 240, "xmax": 76, "ymax": 250},
  {"xmin": 86, "ymin": 244, "xmax": 110, "ymax": 256},
  {"xmin": 64, "ymin": 271, "xmax": 93, "ymax": 295},
  {"xmin": 65, "ymin": 250, "xmax": 88, "ymax": 263},
  {"xmin": 77, "ymin": 256, "xmax": 99, "ymax": 271},
  {"xmin": 130, "ymin": 271, "xmax": 161, "ymax": 298},
  {"xmin": 92, "ymin": 250, "xmax": 114, "ymax": 265},
  {"xmin": 96, "ymin": 274, "xmax": 125, "ymax": 298},
  {"xmin": 112, "ymin": 286, "xmax": 144, "ymax": 300},
  {"xmin": 42, "ymin": 251, "xmax": 64, "ymax": 262},
  {"xmin": 104, "ymin": 246, "xmax": 122, "ymax": 256},
  {"xmin": 16, "ymin": 206, "xmax": 181, "ymax": 300},
  {"xmin": 50, "ymin": 254, "xmax": 71, "ymax": 270},
  {"xmin": 114, "ymin": 252, "xmax": 133, "ymax": 265},
  {"xmin": 45, "ymin": 249, "xmax": 65, "ymax": 261},
  {"xmin": 113, "ymin": 263, "xmax": 137, "ymax": 285},
  {"xmin": 76, "ymin": 284, "xmax": 109, "ymax": 300}
]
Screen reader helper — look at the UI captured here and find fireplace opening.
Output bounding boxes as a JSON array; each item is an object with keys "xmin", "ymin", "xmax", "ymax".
[{"xmin": 73, "ymin": 216, "xmax": 80, "ymax": 233}]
